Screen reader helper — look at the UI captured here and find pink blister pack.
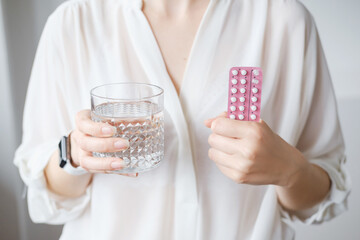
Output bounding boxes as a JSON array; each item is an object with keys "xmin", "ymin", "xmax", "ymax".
[{"xmin": 227, "ymin": 67, "xmax": 263, "ymax": 121}]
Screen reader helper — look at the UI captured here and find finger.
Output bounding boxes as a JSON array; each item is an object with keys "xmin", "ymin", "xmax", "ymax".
[
  {"xmin": 204, "ymin": 111, "xmax": 228, "ymax": 128},
  {"xmin": 77, "ymin": 134, "xmax": 129, "ymax": 152},
  {"xmin": 215, "ymin": 163, "xmax": 252, "ymax": 184},
  {"xmin": 208, "ymin": 148, "xmax": 236, "ymax": 169},
  {"xmin": 211, "ymin": 117, "xmax": 254, "ymax": 138},
  {"xmin": 215, "ymin": 163, "xmax": 240, "ymax": 181},
  {"xmin": 80, "ymin": 156, "xmax": 126, "ymax": 171},
  {"xmin": 90, "ymin": 170, "xmax": 138, "ymax": 178},
  {"xmin": 216, "ymin": 162, "xmax": 273, "ymax": 185},
  {"xmin": 76, "ymin": 110, "xmax": 116, "ymax": 137},
  {"xmin": 208, "ymin": 133, "xmax": 240, "ymax": 154},
  {"xmin": 89, "ymin": 170, "xmax": 109, "ymax": 174},
  {"xmin": 208, "ymin": 147, "xmax": 250, "ymax": 172},
  {"xmin": 117, "ymin": 173, "xmax": 139, "ymax": 178}
]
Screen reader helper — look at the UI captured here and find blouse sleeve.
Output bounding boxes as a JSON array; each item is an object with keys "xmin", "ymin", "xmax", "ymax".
[
  {"xmin": 280, "ymin": 6, "xmax": 351, "ymax": 224},
  {"xmin": 13, "ymin": 6, "xmax": 91, "ymax": 224}
]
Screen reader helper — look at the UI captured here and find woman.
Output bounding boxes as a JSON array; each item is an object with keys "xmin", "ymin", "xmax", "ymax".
[{"xmin": 14, "ymin": 0, "xmax": 350, "ymax": 239}]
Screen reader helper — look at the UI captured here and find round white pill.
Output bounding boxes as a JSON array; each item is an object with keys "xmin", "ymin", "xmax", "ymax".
[
  {"xmin": 232, "ymin": 70, "xmax": 239, "ymax": 76},
  {"xmin": 239, "ymin": 106, "xmax": 245, "ymax": 111},
  {"xmin": 230, "ymin": 114, "xmax": 236, "ymax": 119},
  {"xmin": 231, "ymin": 79, "xmax": 238, "ymax": 84},
  {"xmin": 250, "ymin": 114, "xmax": 256, "ymax": 120},
  {"xmin": 231, "ymin": 97, "xmax": 237, "ymax": 102},
  {"xmin": 252, "ymin": 88, "xmax": 258, "ymax": 93},
  {"xmin": 252, "ymin": 79, "xmax": 259, "ymax": 84},
  {"xmin": 231, "ymin": 88, "xmax": 237, "ymax": 93},
  {"xmin": 240, "ymin": 88, "xmax": 246, "ymax": 93},
  {"xmin": 230, "ymin": 106, "xmax": 236, "ymax": 111},
  {"xmin": 251, "ymin": 105, "xmax": 257, "ymax": 111},
  {"xmin": 251, "ymin": 97, "xmax": 258, "ymax": 102},
  {"xmin": 241, "ymin": 70, "xmax": 247, "ymax": 76},
  {"xmin": 238, "ymin": 114, "xmax": 245, "ymax": 120},
  {"xmin": 239, "ymin": 97, "xmax": 246, "ymax": 102},
  {"xmin": 253, "ymin": 69, "xmax": 259, "ymax": 76},
  {"xmin": 240, "ymin": 79, "xmax": 247, "ymax": 84}
]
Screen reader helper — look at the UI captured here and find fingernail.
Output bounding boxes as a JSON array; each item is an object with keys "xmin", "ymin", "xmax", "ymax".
[
  {"xmin": 111, "ymin": 161, "xmax": 124, "ymax": 169},
  {"xmin": 129, "ymin": 173, "xmax": 138, "ymax": 177},
  {"xmin": 114, "ymin": 140, "xmax": 129, "ymax": 149},
  {"xmin": 102, "ymin": 126, "xmax": 115, "ymax": 135}
]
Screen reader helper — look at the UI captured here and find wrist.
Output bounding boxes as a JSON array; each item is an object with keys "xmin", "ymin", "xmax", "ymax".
[
  {"xmin": 70, "ymin": 158, "xmax": 80, "ymax": 168},
  {"xmin": 284, "ymin": 147, "xmax": 311, "ymax": 189},
  {"xmin": 59, "ymin": 134, "xmax": 88, "ymax": 175},
  {"xmin": 69, "ymin": 131, "xmax": 80, "ymax": 167}
]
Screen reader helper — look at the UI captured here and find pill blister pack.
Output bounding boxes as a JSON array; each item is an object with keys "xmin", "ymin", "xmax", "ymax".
[{"xmin": 227, "ymin": 67, "xmax": 263, "ymax": 121}]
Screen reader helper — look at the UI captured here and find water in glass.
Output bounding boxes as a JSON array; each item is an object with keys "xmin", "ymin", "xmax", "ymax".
[{"xmin": 91, "ymin": 101, "xmax": 164, "ymax": 173}]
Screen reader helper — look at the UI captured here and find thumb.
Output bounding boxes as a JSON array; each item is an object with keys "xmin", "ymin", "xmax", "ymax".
[{"xmin": 204, "ymin": 111, "xmax": 227, "ymax": 128}]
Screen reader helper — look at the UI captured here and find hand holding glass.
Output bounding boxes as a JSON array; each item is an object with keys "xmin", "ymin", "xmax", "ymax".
[{"xmin": 90, "ymin": 83, "xmax": 164, "ymax": 174}]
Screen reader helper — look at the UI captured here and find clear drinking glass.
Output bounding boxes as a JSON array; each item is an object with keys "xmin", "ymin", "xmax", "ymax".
[{"xmin": 90, "ymin": 83, "xmax": 164, "ymax": 173}]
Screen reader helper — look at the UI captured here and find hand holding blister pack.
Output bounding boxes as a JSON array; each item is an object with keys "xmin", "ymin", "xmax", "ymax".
[{"xmin": 228, "ymin": 67, "xmax": 263, "ymax": 121}]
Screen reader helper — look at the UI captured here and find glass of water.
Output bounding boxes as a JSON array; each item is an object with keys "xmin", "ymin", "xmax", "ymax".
[{"xmin": 90, "ymin": 83, "xmax": 164, "ymax": 173}]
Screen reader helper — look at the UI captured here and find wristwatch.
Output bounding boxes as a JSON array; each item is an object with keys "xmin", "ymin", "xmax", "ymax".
[{"xmin": 59, "ymin": 135, "xmax": 88, "ymax": 175}]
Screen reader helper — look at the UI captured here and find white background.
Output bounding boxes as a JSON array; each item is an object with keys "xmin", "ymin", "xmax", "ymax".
[{"xmin": 0, "ymin": 0, "xmax": 359, "ymax": 239}]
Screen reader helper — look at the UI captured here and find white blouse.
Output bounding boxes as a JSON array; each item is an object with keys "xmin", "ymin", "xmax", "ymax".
[{"xmin": 14, "ymin": 0, "xmax": 351, "ymax": 239}]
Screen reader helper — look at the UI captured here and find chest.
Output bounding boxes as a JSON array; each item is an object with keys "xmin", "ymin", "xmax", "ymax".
[
  {"xmin": 142, "ymin": 9, "xmax": 207, "ymax": 94},
  {"xmin": 72, "ymin": 3, "xmax": 305, "ymax": 139}
]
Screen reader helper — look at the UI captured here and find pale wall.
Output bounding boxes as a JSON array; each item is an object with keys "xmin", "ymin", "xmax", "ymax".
[{"xmin": 0, "ymin": 0, "xmax": 359, "ymax": 239}]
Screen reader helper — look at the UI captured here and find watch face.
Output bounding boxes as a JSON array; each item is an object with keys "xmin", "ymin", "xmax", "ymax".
[
  {"xmin": 58, "ymin": 136, "xmax": 87, "ymax": 175},
  {"xmin": 59, "ymin": 137, "xmax": 68, "ymax": 168}
]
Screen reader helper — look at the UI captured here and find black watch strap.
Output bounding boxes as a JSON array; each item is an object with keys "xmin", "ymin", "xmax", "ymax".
[{"xmin": 58, "ymin": 135, "xmax": 87, "ymax": 175}]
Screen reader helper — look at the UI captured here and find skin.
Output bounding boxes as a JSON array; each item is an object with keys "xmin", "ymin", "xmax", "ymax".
[
  {"xmin": 45, "ymin": 0, "xmax": 331, "ymax": 213},
  {"xmin": 142, "ymin": 0, "xmax": 209, "ymax": 94},
  {"xmin": 204, "ymin": 112, "xmax": 331, "ymax": 211},
  {"xmin": 45, "ymin": 110, "xmax": 134, "ymax": 198},
  {"xmin": 45, "ymin": 0, "xmax": 208, "ymax": 198}
]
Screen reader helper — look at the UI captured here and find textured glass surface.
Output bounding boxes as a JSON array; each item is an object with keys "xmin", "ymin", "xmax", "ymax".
[{"xmin": 91, "ymin": 102, "xmax": 164, "ymax": 173}]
